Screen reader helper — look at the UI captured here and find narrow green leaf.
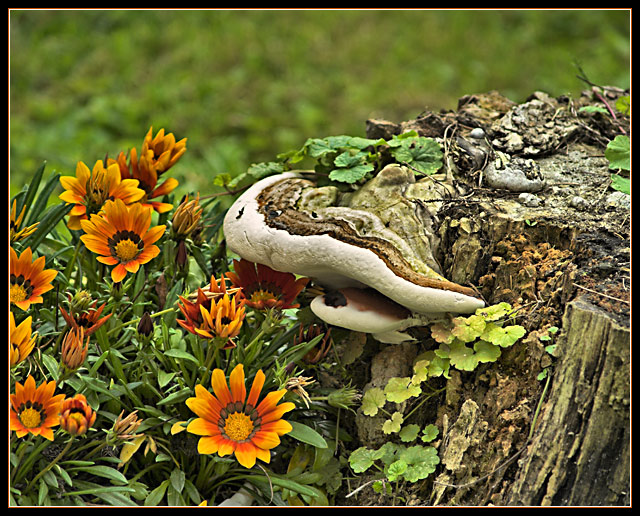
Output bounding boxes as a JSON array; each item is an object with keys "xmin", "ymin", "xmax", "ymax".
[
  {"xmin": 288, "ymin": 421, "xmax": 328, "ymax": 449},
  {"xmin": 17, "ymin": 162, "xmax": 46, "ymax": 217}
]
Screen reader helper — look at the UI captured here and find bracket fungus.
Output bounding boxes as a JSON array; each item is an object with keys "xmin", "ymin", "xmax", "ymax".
[{"xmin": 223, "ymin": 166, "xmax": 484, "ymax": 341}]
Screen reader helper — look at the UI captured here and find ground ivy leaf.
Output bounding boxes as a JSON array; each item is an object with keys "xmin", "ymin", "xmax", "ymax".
[
  {"xmin": 387, "ymin": 460, "xmax": 408, "ymax": 482},
  {"xmin": 605, "ymin": 135, "xmax": 630, "ymax": 171},
  {"xmin": 389, "ymin": 135, "xmax": 443, "ymax": 175},
  {"xmin": 397, "ymin": 445, "xmax": 440, "ymax": 482},
  {"xmin": 421, "ymin": 424, "xmax": 439, "ymax": 443},
  {"xmin": 448, "ymin": 341, "xmax": 478, "ymax": 371},
  {"xmin": 482, "ymin": 324, "xmax": 526, "ymax": 348},
  {"xmin": 451, "ymin": 314, "xmax": 486, "ymax": 343},
  {"xmin": 430, "ymin": 322, "xmax": 455, "ymax": 344},
  {"xmin": 475, "ymin": 302, "xmax": 513, "ymax": 321},
  {"xmin": 399, "ymin": 424, "xmax": 421, "ymax": 442},
  {"xmin": 362, "ymin": 387, "xmax": 386, "ymax": 416},
  {"xmin": 384, "ymin": 377, "xmax": 422, "ymax": 403},
  {"xmin": 473, "ymin": 340, "xmax": 502, "ymax": 363},
  {"xmin": 382, "ymin": 412, "xmax": 404, "ymax": 434},
  {"xmin": 348, "ymin": 447, "xmax": 383, "ymax": 473},
  {"xmin": 328, "ymin": 163, "xmax": 374, "ymax": 183}
]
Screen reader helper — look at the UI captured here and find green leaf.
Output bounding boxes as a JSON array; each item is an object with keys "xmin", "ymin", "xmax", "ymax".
[
  {"xmin": 157, "ymin": 387, "xmax": 191, "ymax": 406},
  {"xmin": 451, "ymin": 314, "xmax": 486, "ymax": 343},
  {"xmin": 170, "ymin": 469, "xmax": 186, "ymax": 494},
  {"xmin": 387, "ymin": 460, "xmax": 408, "ymax": 482},
  {"xmin": 399, "ymin": 424, "xmax": 421, "ymax": 443},
  {"xmin": 348, "ymin": 446, "xmax": 384, "ymax": 473},
  {"xmin": 421, "ymin": 424, "xmax": 439, "ymax": 443},
  {"xmin": 605, "ymin": 135, "xmax": 630, "ymax": 171},
  {"xmin": 164, "ymin": 349, "xmax": 200, "ymax": 366},
  {"xmin": 384, "ymin": 377, "xmax": 422, "ymax": 403},
  {"xmin": 145, "ymin": 479, "xmax": 169, "ymax": 506},
  {"xmin": 482, "ymin": 323, "xmax": 526, "ymax": 348},
  {"xmin": 69, "ymin": 465, "xmax": 128, "ymax": 485},
  {"xmin": 328, "ymin": 163, "xmax": 374, "ymax": 183},
  {"xmin": 473, "ymin": 340, "xmax": 502, "ymax": 363},
  {"xmin": 288, "ymin": 421, "xmax": 328, "ymax": 449},
  {"xmin": 382, "ymin": 412, "xmax": 404, "ymax": 434},
  {"xmin": 474, "ymin": 302, "xmax": 513, "ymax": 321},
  {"xmin": 610, "ymin": 174, "xmax": 630, "ymax": 195},
  {"xmin": 448, "ymin": 341, "xmax": 478, "ymax": 371},
  {"xmin": 615, "ymin": 95, "xmax": 630, "ymax": 116},
  {"xmin": 397, "ymin": 445, "xmax": 440, "ymax": 483},
  {"xmin": 388, "ymin": 134, "xmax": 443, "ymax": 175},
  {"xmin": 361, "ymin": 387, "xmax": 386, "ymax": 416},
  {"xmin": 157, "ymin": 370, "xmax": 176, "ymax": 389}
]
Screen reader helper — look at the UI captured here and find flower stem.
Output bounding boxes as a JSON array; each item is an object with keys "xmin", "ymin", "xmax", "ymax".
[{"xmin": 25, "ymin": 437, "xmax": 74, "ymax": 494}]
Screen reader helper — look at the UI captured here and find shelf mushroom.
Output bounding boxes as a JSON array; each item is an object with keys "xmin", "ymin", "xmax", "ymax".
[{"xmin": 223, "ymin": 170, "xmax": 484, "ymax": 341}]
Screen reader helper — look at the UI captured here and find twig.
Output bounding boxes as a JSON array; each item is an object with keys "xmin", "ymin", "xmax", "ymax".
[{"xmin": 572, "ymin": 283, "xmax": 630, "ymax": 305}]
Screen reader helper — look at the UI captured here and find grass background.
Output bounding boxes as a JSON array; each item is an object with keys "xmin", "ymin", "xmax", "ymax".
[{"xmin": 9, "ymin": 9, "xmax": 630, "ymax": 197}]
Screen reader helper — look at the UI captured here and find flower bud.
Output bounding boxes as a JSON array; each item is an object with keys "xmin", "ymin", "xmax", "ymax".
[
  {"xmin": 60, "ymin": 327, "xmax": 89, "ymax": 371},
  {"xmin": 137, "ymin": 312, "xmax": 154, "ymax": 337},
  {"xmin": 59, "ymin": 394, "xmax": 96, "ymax": 436}
]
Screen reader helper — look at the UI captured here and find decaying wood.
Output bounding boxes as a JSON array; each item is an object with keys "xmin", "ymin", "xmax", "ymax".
[{"xmin": 346, "ymin": 89, "xmax": 630, "ymax": 507}]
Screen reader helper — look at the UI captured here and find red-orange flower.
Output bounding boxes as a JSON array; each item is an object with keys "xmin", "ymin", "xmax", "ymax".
[
  {"xmin": 10, "ymin": 247, "xmax": 58, "ymax": 311},
  {"xmin": 59, "ymin": 290, "xmax": 112, "ymax": 336},
  {"xmin": 225, "ymin": 259, "xmax": 309, "ymax": 310},
  {"xmin": 186, "ymin": 364, "xmax": 295, "ymax": 469},
  {"xmin": 59, "ymin": 394, "xmax": 96, "ymax": 436},
  {"xmin": 10, "ymin": 375, "xmax": 65, "ymax": 440},
  {"xmin": 177, "ymin": 275, "xmax": 245, "ymax": 344},
  {"xmin": 112, "ymin": 147, "xmax": 179, "ymax": 214},
  {"xmin": 80, "ymin": 198, "xmax": 165, "ymax": 283}
]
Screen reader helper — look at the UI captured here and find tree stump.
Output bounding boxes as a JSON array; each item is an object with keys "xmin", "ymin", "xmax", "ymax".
[{"xmin": 360, "ymin": 88, "xmax": 630, "ymax": 506}]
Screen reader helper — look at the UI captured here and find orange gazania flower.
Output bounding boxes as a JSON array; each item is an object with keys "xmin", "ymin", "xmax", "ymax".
[
  {"xmin": 10, "ymin": 375, "xmax": 66, "ymax": 440},
  {"xmin": 59, "ymin": 291, "xmax": 112, "ymax": 336},
  {"xmin": 177, "ymin": 279, "xmax": 246, "ymax": 345},
  {"xmin": 186, "ymin": 364, "xmax": 295, "ymax": 469},
  {"xmin": 112, "ymin": 147, "xmax": 179, "ymax": 214},
  {"xmin": 225, "ymin": 259, "xmax": 310, "ymax": 310},
  {"xmin": 139, "ymin": 127, "xmax": 187, "ymax": 175},
  {"xmin": 10, "ymin": 312, "xmax": 37, "ymax": 367},
  {"xmin": 80, "ymin": 199, "xmax": 166, "ymax": 283},
  {"xmin": 59, "ymin": 160, "xmax": 146, "ymax": 230},
  {"xmin": 10, "ymin": 247, "xmax": 58, "ymax": 311},
  {"xmin": 59, "ymin": 393, "xmax": 97, "ymax": 436}
]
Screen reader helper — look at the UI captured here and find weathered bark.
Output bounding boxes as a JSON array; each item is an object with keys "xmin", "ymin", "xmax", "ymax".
[
  {"xmin": 352, "ymin": 89, "xmax": 630, "ymax": 507},
  {"xmin": 505, "ymin": 296, "xmax": 630, "ymax": 506}
]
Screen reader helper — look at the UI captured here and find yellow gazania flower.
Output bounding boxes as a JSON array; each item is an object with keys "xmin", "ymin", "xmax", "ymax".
[
  {"xmin": 59, "ymin": 160, "xmax": 145, "ymax": 230},
  {"xmin": 112, "ymin": 148, "xmax": 179, "ymax": 214},
  {"xmin": 10, "ymin": 312, "xmax": 37, "ymax": 367},
  {"xmin": 10, "ymin": 199, "xmax": 39, "ymax": 243},
  {"xmin": 59, "ymin": 393, "xmax": 97, "ymax": 436},
  {"xmin": 139, "ymin": 127, "xmax": 187, "ymax": 175},
  {"xmin": 186, "ymin": 364, "xmax": 295, "ymax": 469},
  {"xmin": 10, "ymin": 247, "xmax": 58, "ymax": 311},
  {"xmin": 80, "ymin": 199, "xmax": 166, "ymax": 283},
  {"xmin": 10, "ymin": 375, "xmax": 66, "ymax": 441}
]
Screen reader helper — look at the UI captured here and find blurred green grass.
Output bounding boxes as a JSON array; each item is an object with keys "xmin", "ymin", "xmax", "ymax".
[{"xmin": 10, "ymin": 9, "xmax": 630, "ymax": 196}]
